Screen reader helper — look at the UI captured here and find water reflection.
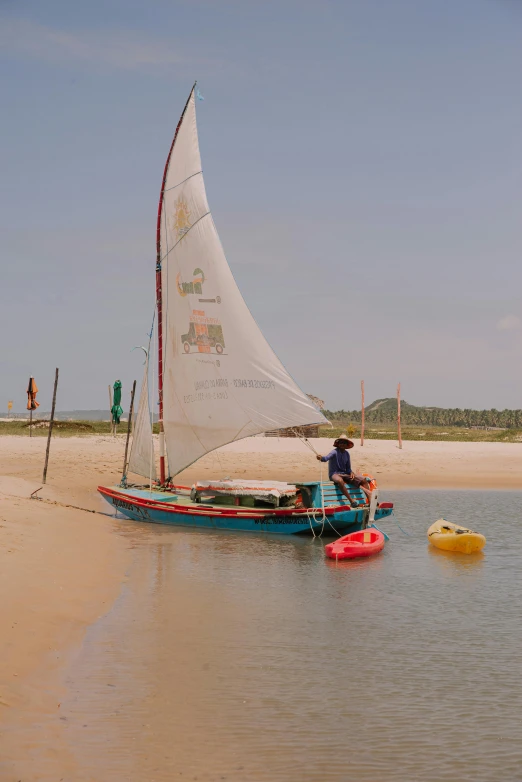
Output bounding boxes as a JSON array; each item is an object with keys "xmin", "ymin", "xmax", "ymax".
[
  {"xmin": 427, "ymin": 543, "xmax": 485, "ymax": 572},
  {"xmin": 59, "ymin": 491, "xmax": 522, "ymax": 782}
]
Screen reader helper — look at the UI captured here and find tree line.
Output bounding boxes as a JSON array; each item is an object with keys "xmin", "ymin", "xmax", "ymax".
[{"xmin": 323, "ymin": 399, "xmax": 522, "ymax": 429}]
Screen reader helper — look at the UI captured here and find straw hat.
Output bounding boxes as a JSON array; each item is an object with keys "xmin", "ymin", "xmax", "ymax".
[{"xmin": 334, "ymin": 434, "xmax": 354, "ymax": 449}]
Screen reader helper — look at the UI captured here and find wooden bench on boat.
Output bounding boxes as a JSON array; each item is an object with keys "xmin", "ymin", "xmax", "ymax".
[{"xmin": 296, "ymin": 481, "xmax": 369, "ymax": 509}]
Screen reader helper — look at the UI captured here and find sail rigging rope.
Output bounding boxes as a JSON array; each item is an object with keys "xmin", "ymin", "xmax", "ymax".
[
  {"xmin": 291, "ymin": 430, "xmax": 320, "ymax": 456},
  {"xmin": 158, "ymin": 211, "xmax": 211, "ymax": 267},
  {"xmin": 305, "ymin": 461, "xmax": 326, "ymax": 538},
  {"xmin": 391, "ymin": 517, "xmax": 412, "ymax": 537},
  {"xmin": 162, "ymin": 170, "xmax": 203, "ymax": 194}
]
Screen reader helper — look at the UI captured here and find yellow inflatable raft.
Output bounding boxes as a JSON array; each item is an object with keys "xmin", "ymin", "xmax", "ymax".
[{"xmin": 427, "ymin": 519, "xmax": 486, "ymax": 554}]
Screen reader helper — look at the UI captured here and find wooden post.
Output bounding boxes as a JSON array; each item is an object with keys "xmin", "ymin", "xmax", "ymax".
[
  {"xmin": 42, "ymin": 368, "xmax": 59, "ymax": 484},
  {"xmin": 108, "ymin": 384, "xmax": 113, "ymax": 436},
  {"xmin": 361, "ymin": 380, "xmax": 365, "ymax": 446},
  {"xmin": 397, "ymin": 382, "xmax": 402, "ymax": 449},
  {"xmin": 122, "ymin": 380, "xmax": 137, "ymax": 481}
]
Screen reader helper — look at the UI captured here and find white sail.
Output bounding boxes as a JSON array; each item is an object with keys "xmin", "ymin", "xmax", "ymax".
[
  {"xmin": 128, "ymin": 354, "xmax": 157, "ymax": 480},
  {"xmin": 160, "ymin": 87, "xmax": 328, "ymax": 477}
]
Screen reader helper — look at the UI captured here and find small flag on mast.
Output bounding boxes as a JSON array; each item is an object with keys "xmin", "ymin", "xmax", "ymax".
[{"xmin": 196, "ymin": 87, "xmax": 204, "ymax": 101}]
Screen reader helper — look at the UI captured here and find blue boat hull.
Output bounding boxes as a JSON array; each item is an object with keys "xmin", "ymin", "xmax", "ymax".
[{"xmin": 99, "ymin": 485, "xmax": 393, "ymax": 536}]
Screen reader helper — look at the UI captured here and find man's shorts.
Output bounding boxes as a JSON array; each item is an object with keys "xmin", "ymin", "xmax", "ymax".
[{"xmin": 331, "ymin": 473, "xmax": 368, "ymax": 487}]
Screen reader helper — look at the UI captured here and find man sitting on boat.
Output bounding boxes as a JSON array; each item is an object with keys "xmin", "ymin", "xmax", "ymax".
[{"xmin": 316, "ymin": 435, "xmax": 372, "ymax": 506}]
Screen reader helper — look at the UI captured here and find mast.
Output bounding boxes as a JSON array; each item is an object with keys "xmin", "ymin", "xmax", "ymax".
[{"xmin": 155, "ymin": 83, "xmax": 196, "ymax": 484}]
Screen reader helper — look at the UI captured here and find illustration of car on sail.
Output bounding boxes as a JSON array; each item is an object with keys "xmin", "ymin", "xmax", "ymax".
[
  {"xmin": 182, "ymin": 312, "xmax": 225, "ymax": 355},
  {"xmin": 98, "ymin": 84, "xmax": 394, "ymax": 535}
]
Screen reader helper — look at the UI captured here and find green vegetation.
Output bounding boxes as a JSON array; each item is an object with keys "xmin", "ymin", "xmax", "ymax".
[
  {"xmin": 324, "ymin": 398, "xmax": 522, "ymax": 429},
  {"xmin": 0, "ymin": 420, "xmax": 106, "ymax": 436},
  {"xmin": 2, "ymin": 399, "xmax": 522, "ymax": 443},
  {"xmin": 317, "ymin": 398, "xmax": 522, "ymax": 442},
  {"xmin": 0, "ymin": 420, "xmax": 160, "ymax": 437},
  {"xmin": 319, "ymin": 424, "xmax": 522, "ymax": 443}
]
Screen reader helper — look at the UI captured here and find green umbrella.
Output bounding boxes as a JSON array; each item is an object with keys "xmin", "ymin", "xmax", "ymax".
[{"xmin": 111, "ymin": 380, "xmax": 123, "ymax": 424}]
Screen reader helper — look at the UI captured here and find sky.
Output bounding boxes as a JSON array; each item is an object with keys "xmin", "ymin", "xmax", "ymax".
[{"xmin": 1, "ymin": 0, "xmax": 521, "ymax": 412}]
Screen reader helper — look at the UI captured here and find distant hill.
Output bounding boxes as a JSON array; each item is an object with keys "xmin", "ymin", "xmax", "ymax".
[{"xmin": 324, "ymin": 398, "xmax": 522, "ymax": 429}]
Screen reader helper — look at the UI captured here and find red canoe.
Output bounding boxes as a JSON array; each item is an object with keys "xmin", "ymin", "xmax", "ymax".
[{"xmin": 325, "ymin": 528, "xmax": 385, "ymax": 560}]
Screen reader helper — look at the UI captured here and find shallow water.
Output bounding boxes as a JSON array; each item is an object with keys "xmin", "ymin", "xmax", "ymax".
[{"xmin": 58, "ymin": 491, "xmax": 522, "ymax": 781}]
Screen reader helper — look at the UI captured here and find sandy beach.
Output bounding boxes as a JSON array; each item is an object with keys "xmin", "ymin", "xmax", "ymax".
[
  {"xmin": 177, "ymin": 436, "xmax": 522, "ymax": 491},
  {"xmin": 1, "ymin": 434, "xmax": 521, "ymax": 777}
]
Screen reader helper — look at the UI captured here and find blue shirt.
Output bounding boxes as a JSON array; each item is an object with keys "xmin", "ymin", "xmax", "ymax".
[{"xmin": 320, "ymin": 448, "xmax": 352, "ymax": 479}]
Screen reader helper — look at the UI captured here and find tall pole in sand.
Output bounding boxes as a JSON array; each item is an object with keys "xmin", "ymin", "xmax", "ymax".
[
  {"xmin": 397, "ymin": 382, "xmax": 402, "ymax": 450},
  {"xmin": 42, "ymin": 368, "xmax": 59, "ymax": 484},
  {"xmin": 361, "ymin": 380, "xmax": 365, "ymax": 446},
  {"xmin": 122, "ymin": 380, "xmax": 137, "ymax": 483},
  {"xmin": 108, "ymin": 384, "xmax": 114, "ymax": 436}
]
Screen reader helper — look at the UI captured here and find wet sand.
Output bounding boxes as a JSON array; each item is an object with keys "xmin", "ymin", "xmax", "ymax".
[
  {"xmin": 0, "ymin": 441, "xmax": 131, "ymax": 779},
  {"xmin": 0, "ymin": 434, "xmax": 521, "ymax": 778}
]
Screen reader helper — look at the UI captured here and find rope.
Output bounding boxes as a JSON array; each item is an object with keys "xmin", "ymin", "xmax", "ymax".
[
  {"xmin": 305, "ymin": 461, "xmax": 326, "ymax": 538},
  {"xmin": 325, "ymin": 514, "xmax": 344, "ymax": 538},
  {"xmin": 291, "ymin": 430, "xmax": 320, "ymax": 456},
  {"xmin": 211, "ymin": 445, "xmax": 226, "ymax": 476},
  {"xmin": 30, "ymin": 493, "xmax": 113, "ymax": 518},
  {"xmin": 159, "ymin": 212, "xmax": 210, "ymax": 266},
  {"xmin": 368, "ymin": 522, "xmax": 390, "ymax": 542},
  {"xmin": 163, "ymin": 170, "xmax": 202, "ymax": 194},
  {"xmin": 303, "ymin": 462, "xmax": 343, "ymax": 539},
  {"xmin": 391, "ymin": 517, "xmax": 412, "ymax": 537}
]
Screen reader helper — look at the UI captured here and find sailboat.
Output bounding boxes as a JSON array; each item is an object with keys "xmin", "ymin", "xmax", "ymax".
[{"xmin": 98, "ymin": 85, "xmax": 394, "ymax": 534}]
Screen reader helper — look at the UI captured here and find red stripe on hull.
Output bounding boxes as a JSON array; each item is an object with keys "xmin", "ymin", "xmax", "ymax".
[{"xmin": 98, "ymin": 486, "xmax": 349, "ymax": 521}]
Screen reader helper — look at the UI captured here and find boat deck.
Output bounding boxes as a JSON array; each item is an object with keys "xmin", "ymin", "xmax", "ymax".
[{"xmin": 120, "ymin": 481, "xmax": 370, "ymax": 514}]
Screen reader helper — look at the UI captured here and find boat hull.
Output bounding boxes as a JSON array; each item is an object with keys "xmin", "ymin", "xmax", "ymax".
[
  {"xmin": 98, "ymin": 486, "xmax": 394, "ymax": 536},
  {"xmin": 325, "ymin": 529, "xmax": 385, "ymax": 560},
  {"xmin": 427, "ymin": 519, "xmax": 486, "ymax": 554}
]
